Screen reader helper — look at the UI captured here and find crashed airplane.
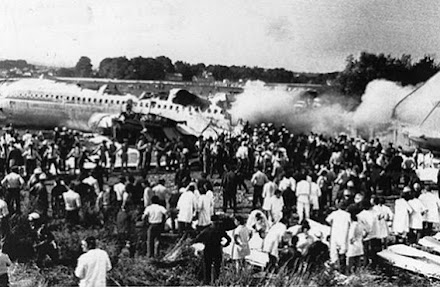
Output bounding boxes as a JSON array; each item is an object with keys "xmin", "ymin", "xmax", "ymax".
[
  {"xmin": 392, "ymin": 71, "xmax": 440, "ymax": 152},
  {"xmin": 0, "ymin": 78, "xmax": 239, "ymax": 139}
]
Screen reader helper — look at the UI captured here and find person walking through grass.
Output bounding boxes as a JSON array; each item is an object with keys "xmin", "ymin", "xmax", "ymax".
[{"xmin": 75, "ymin": 236, "xmax": 112, "ymax": 287}]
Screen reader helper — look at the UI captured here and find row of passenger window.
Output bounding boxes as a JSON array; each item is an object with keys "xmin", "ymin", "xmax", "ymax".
[
  {"xmin": 13, "ymin": 92, "xmax": 128, "ymax": 105},
  {"xmin": 150, "ymin": 103, "xmax": 223, "ymax": 114},
  {"xmin": 12, "ymin": 92, "xmax": 224, "ymax": 114}
]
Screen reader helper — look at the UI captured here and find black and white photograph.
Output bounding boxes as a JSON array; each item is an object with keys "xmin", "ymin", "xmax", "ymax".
[{"xmin": 1, "ymin": 0, "xmax": 440, "ymax": 286}]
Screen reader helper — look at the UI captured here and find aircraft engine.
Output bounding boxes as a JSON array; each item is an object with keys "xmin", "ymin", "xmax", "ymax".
[{"xmin": 88, "ymin": 113, "xmax": 118, "ymax": 130}]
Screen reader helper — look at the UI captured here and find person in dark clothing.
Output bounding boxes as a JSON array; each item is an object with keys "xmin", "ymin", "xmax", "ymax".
[
  {"xmin": 235, "ymin": 161, "xmax": 249, "ymax": 193},
  {"xmin": 92, "ymin": 160, "xmax": 108, "ymax": 192},
  {"xmin": 168, "ymin": 188, "xmax": 181, "ymax": 233},
  {"xmin": 116, "ymin": 206, "xmax": 131, "ymax": 254},
  {"xmin": 51, "ymin": 177, "xmax": 68, "ymax": 219},
  {"xmin": 131, "ymin": 178, "xmax": 144, "ymax": 208},
  {"xmin": 194, "ymin": 215, "xmax": 231, "ymax": 285},
  {"xmin": 174, "ymin": 163, "xmax": 191, "ymax": 189},
  {"xmin": 29, "ymin": 174, "xmax": 48, "ymax": 219},
  {"xmin": 301, "ymin": 233, "xmax": 329, "ymax": 274},
  {"xmin": 136, "ymin": 132, "xmax": 152, "ymax": 177},
  {"xmin": 197, "ymin": 172, "xmax": 213, "ymax": 193},
  {"xmin": 278, "ymin": 235, "xmax": 301, "ymax": 272},
  {"xmin": 6, "ymin": 143, "xmax": 22, "ymax": 174},
  {"xmin": 221, "ymin": 164, "xmax": 238, "ymax": 213},
  {"xmin": 28, "ymin": 213, "xmax": 58, "ymax": 267}
]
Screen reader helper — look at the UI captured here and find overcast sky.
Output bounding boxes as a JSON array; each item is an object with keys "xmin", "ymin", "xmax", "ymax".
[{"xmin": 1, "ymin": 0, "xmax": 439, "ymax": 72}]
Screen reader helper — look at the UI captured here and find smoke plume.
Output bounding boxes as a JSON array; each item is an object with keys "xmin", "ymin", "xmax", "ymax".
[
  {"xmin": 230, "ymin": 78, "xmax": 431, "ymax": 138},
  {"xmin": 229, "ymin": 80, "xmax": 354, "ymax": 135},
  {"xmin": 352, "ymin": 80, "xmax": 414, "ymax": 133}
]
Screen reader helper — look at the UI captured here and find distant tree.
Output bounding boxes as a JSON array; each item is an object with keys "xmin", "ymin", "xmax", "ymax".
[
  {"xmin": 155, "ymin": 56, "xmax": 175, "ymax": 73},
  {"xmin": 56, "ymin": 68, "xmax": 75, "ymax": 77},
  {"xmin": 409, "ymin": 55, "xmax": 439, "ymax": 85},
  {"xmin": 74, "ymin": 56, "xmax": 93, "ymax": 77},
  {"xmin": 96, "ymin": 54, "xmax": 340, "ymax": 84},
  {"xmin": 337, "ymin": 52, "xmax": 440, "ymax": 97},
  {"xmin": 129, "ymin": 57, "xmax": 165, "ymax": 80},
  {"xmin": 0, "ymin": 60, "xmax": 32, "ymax": 70},
  {"xmin": 174, "ymin": 61, "xmax": 193, "ymax": 81},
  {"xmin": 98, "ymin": 57, "xmax": 131, "ymax": 79},
  {"xmin": 189, "ymin": 63, "xmax": 206, "ymax": 78},
  {"xmin": 206, "ymin": 65, "xmax": 230, "ymax": 81},
  {"xmin": 262, "ymin": 68, "xmax": 293, "ymax": 83}
]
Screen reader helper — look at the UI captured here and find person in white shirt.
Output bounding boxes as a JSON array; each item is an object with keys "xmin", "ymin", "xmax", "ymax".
[
  {"xmin": 357, "ymin": 201, "xmax": 381, "ymax": 267},
  {"xmin": 393, "ymin": 189, "xmax": 413, "ymax": 243},
  {"xmin": 152, "ymin": 179, "xmax": 168, "ymax": 208},
  {"xmin": 204, "ymin": 184, "xmax": 215, "ymax": 217},
  {"xmin": 75, "ymin": 236, "xmax": 112, "ymax": 287},
  {"xmin": 22, "ymin": 143, "xmax": 41, "ymax": 178},
  {"xmin": 309, "ymin": 178, "xmax": 321, "ymax": 218},
  {"xmin": 250, "ymin": 168, "xmax": 269, "ymax": 209},
  {"xmin": 1, "ymin": 166, "xmax": 25, "ymax": 214},
  {"xmin": 278, "ymin": 172, "xmax": 296, "ymax": 212},
  {"xmin": 176, "ymin": 185, "xmax": 197, "ymax": 235},
  {"xmin": 347, "ymin": 212, "xmax": 365, "ymax": 274},
  {"xmin": 63, "ymin": 183, "xmax": 82, "ymax": 226},
  {"xmin": 143, "ymin": 180, "xmax": 154, "ymax": 208},
  {"xmin": 231, "ymin": 215, "xmax": 251, "ymax": 270},
  {"xmin": 22, "ymin": 130, "xmax": 32, "ymax": 145},
  {"xmin": 0, "ymin": 245, "xmax": 12, "ymax": 287},
  {"xmin": 419, "ymin": 185, "xmax": 440, "ymax": 236},
  {"xmin": 235, "ymin": 141, "xmax": 249, "ymax": 162},
  {"xmin": 142, "ymin": 195, "xmax": 167, "ymax": 258},
  {"xmin": 246, "ymin": 209, "xmax": 269, "ymax": 247},
  {"xmin": 0, "ymin": 197, "xmax": 9, "ymax": 247},
  {"xmin": 44, "ymin": 142, "xmax": 60, "ymax": 175},
  {"xmin": 372, "ymin": 197, "xmax": 393, "ymax": 249},
  {"xmin": 197, "ymin": 188, "xmax": 213, "ymax": 231},
  {"xmin": 262, "ymin": 179, "xmax": 277, "ymax": 218},
  {"xmin": 113, "ymin": 176, "xmax": 126, "ymax": 208},
  {"xmin": 262, "ymin": 217, "xmax": 287, "ymax": 270},
  {"xmin": 296, "ymin": 175, "xmax": 312, "ymax": 223},
  {"xmin": 326, "ymin": 201, "xmax": 351, "ymax": 274},
  {"xmin": 268, "ymin": 189, "xmax": 284, "ymax": 224},
  {"xmin": 82, "ymin": 172, "xmax": 100, "ymax": 198},
  {"xmin": 408, "ymin": 191, "xmax": 427, "ymax": 244}
]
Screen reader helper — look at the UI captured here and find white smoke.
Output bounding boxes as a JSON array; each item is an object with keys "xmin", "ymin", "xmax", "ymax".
[
  {"xmin": 230, "ymin": 80, "xmax": 354, "ymax": 135},
  {"xmin": 352, "ymin": 80, "xmax": 414, "ymax": 132},
  {"xmin": 230, "ymin": 79, "xmax": 428, "ymax": 138}
]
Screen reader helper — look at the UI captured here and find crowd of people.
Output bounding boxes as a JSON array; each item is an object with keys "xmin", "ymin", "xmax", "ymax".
[{"xmin": 0, "ymin": 120, "xmax": 439, "ymax": 285}]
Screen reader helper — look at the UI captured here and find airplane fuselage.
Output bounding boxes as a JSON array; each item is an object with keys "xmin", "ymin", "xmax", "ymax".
[{"xmin": 0, "ymin": 79, "xmax": 232, "ymax": 136}]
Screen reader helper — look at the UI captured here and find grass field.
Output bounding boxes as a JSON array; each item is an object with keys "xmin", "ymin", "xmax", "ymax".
[{"xmin": 7, "ymin": 168, "xmax": 440, "ymax": 286}]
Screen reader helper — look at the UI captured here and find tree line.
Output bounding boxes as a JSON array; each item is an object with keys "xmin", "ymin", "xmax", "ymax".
[
  {"xmin": 336, "ymin": 52, "xmax": 439, "ymax": 98},
  {"xmin": 55, "ymin": 52, "xmax": 440, "ymax": 97},
  {"xmin": 56, "ymin": 56, "xmax": 337, "ymax": 85},
  {"xmin": 0, "ymin": 60, "xmax": 34, "ymax": 70}
]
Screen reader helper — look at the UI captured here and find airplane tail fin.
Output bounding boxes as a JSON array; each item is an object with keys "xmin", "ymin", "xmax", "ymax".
[{"xmin": 98, "ymin": 85, "xmax": 108, "ymax": 94}]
